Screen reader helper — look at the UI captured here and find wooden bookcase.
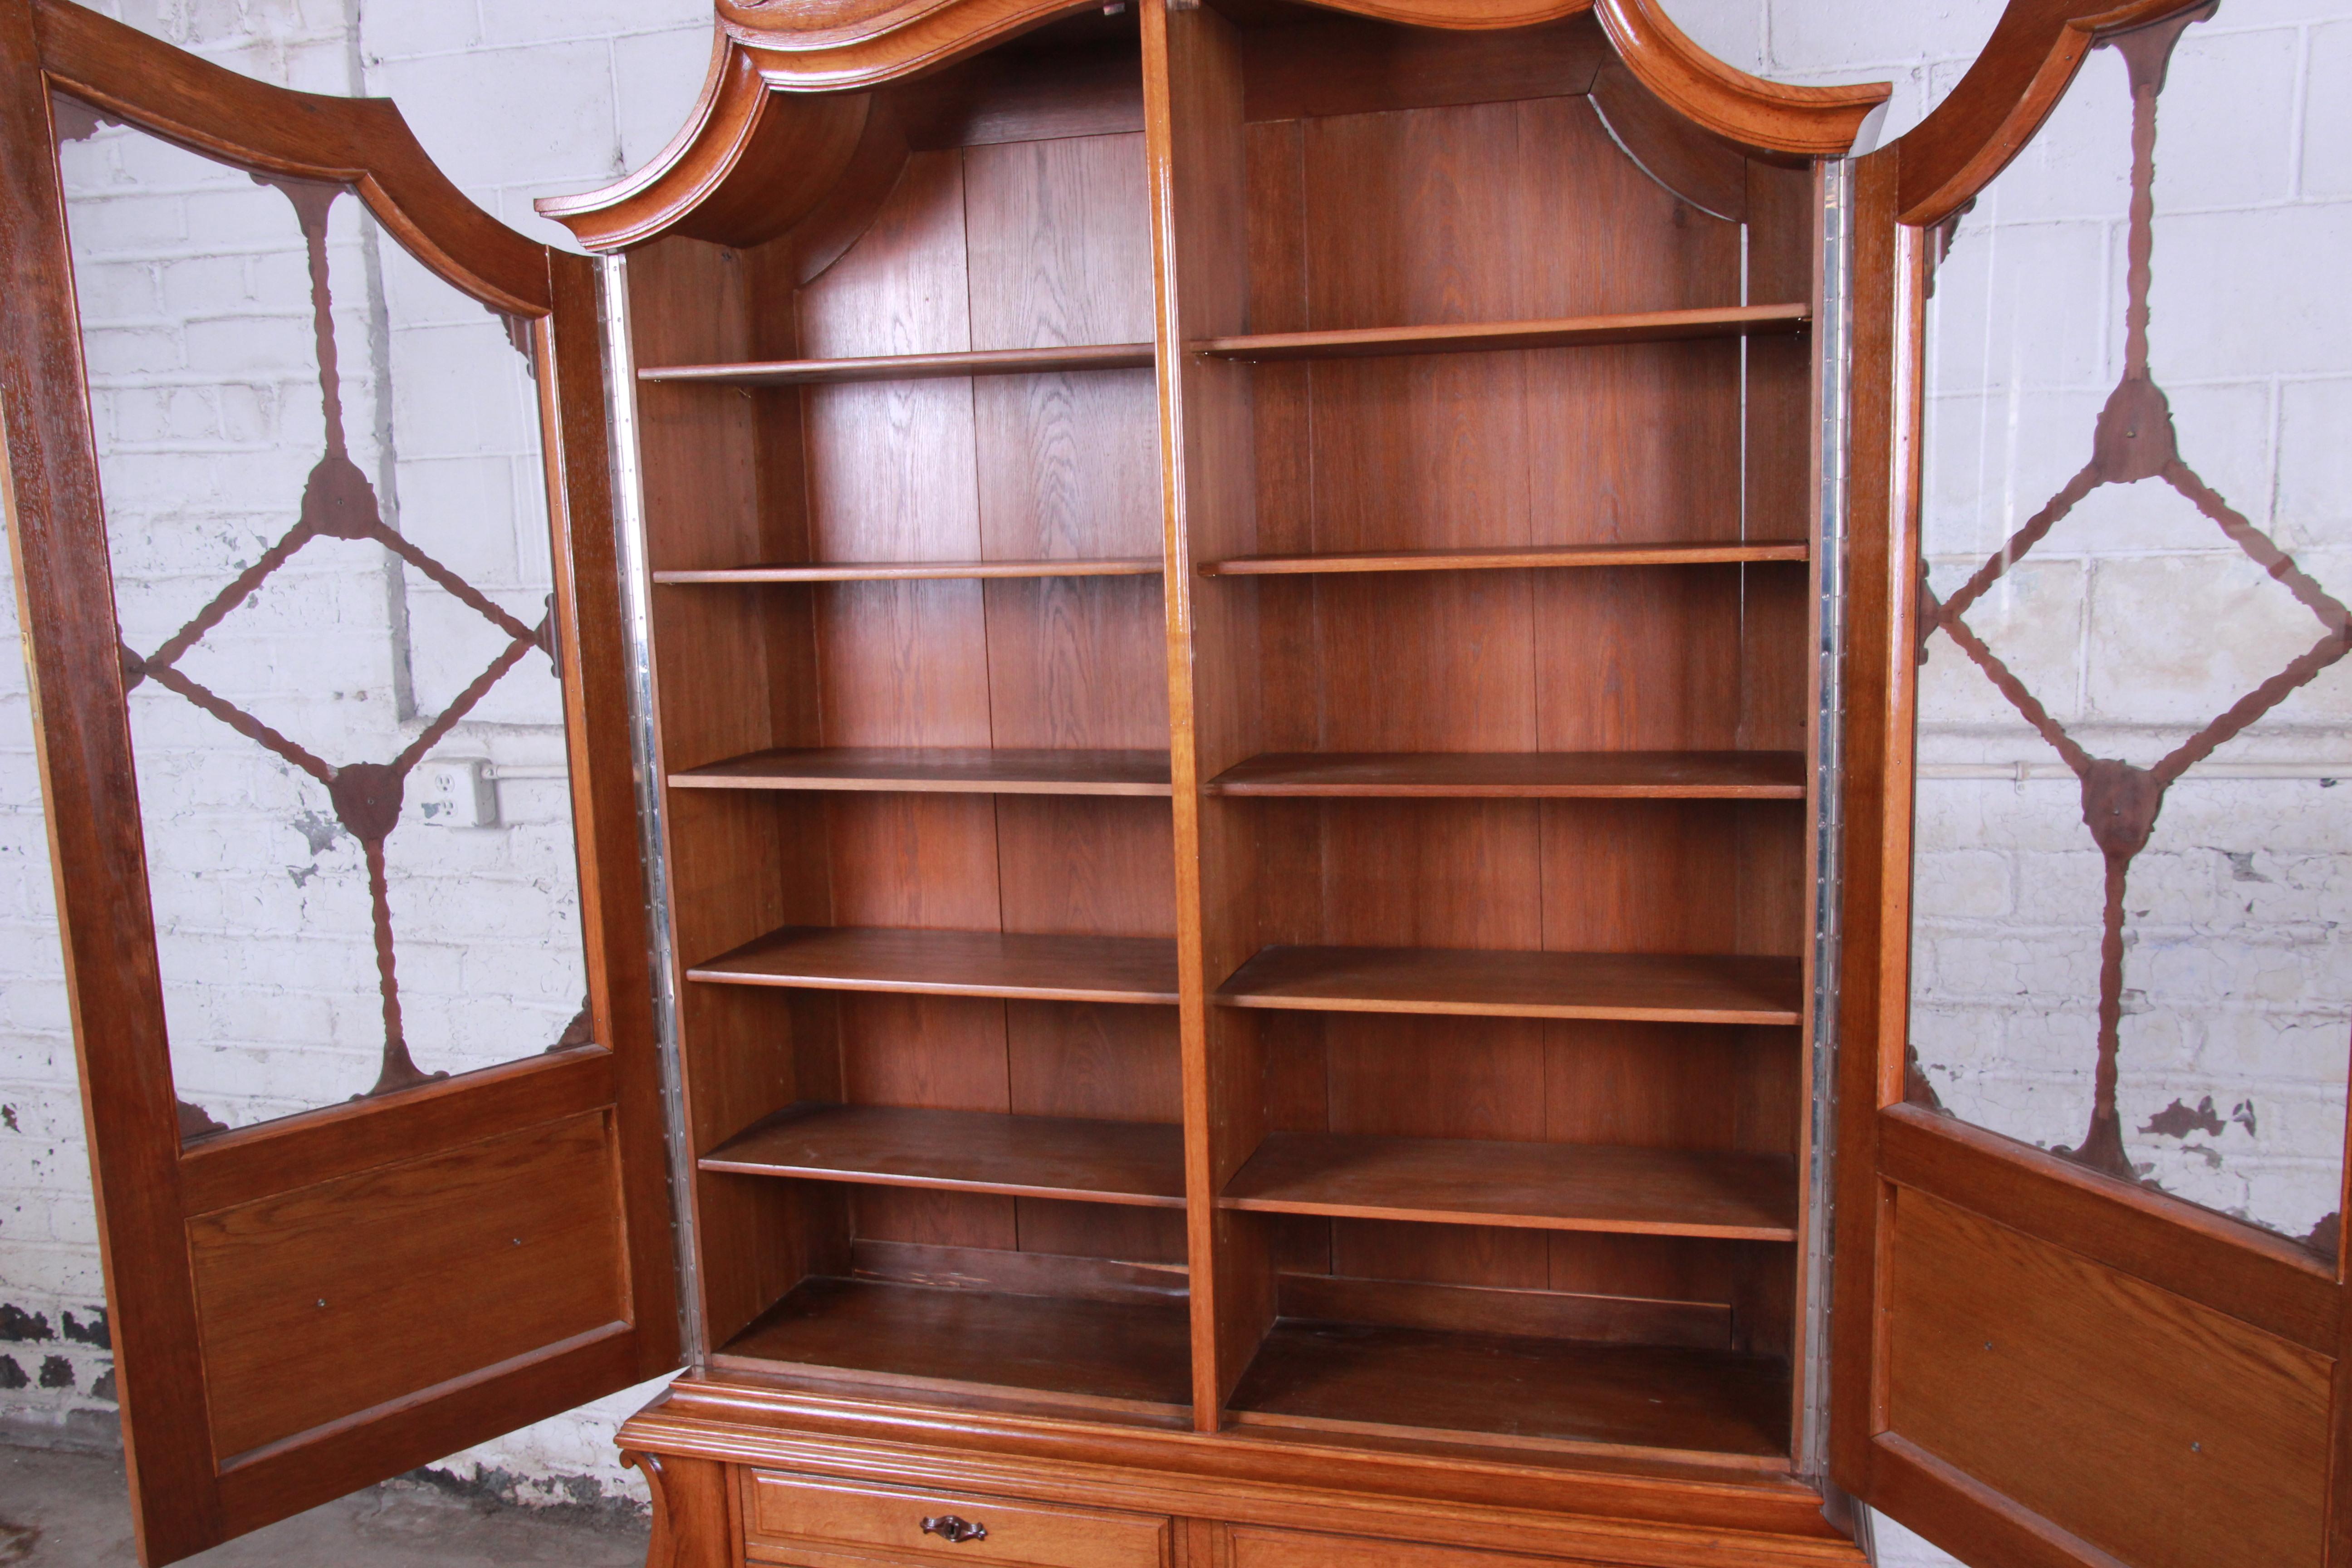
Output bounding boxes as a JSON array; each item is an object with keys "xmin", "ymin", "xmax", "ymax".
[
  {"xmin": 535, "ymin": 0, "xmax": 1873, "ymax": 1554},
  {"xmin": 20, "ymin": 2, "xmax": 2351, "ymax": 1565}
]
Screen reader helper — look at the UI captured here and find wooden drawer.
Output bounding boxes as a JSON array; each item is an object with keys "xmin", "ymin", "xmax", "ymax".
[
  {"xmin": 1229, "ymin": 1526, "xmax": 1599, "ymax": 1568},
  {"xmin": 743, "ymin": 1470, "xmax": 1170, "ymax": 1568}
]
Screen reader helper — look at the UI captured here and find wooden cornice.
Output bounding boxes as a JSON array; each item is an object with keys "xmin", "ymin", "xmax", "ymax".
[
  {"xmin": 540, "ymin": 0, "xmax": 1891, "ymax": 253},
  {"xmin": 1890, "ymin": 0, "xmax": 2214, "ymax": 225},
  {"xmin": 1592, "ymin": 0, "xmax": 1887, "ymax": 164}
]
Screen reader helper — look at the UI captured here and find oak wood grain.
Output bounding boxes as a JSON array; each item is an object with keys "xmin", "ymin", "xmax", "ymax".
[
  {"xmin": 1885, "ymin": 1189, "xmax": 2327, "ymax": 1568},
  {"xmin": 1274, "ymin": 1270, "xmax": 1733, "ymax": 1350},
  {"xmin": 188, "ymin": 1113, "xmax": 628, "ymax": 1460},
  {"xmin": 1217, "ymin": 946, "xmax": 1803, "ymax": 1025},
  {"xmin": 655, "ymin": 559, "xmax": 1161, "ymax": 583},
  {"xmin": 641, "ymin": 342, "xmax": 1154, "ymax": 385},
  {"xmin": 701, "ymin": 1102, "xmax": 1186, "ymax": 1207},
  {"xmin": 691, "ymin": 926, "xmax": 1180, "ymax": 1005},
  {"xmin": 1226, "ymin": 1318, "xmax": 1791, "ymax": 1461},
  {"xmin": 672, "ymin": 746, "xmax": 1173, "ymax": 796},
  {"xmin": 715, "ymin": 1277, "xmax": 1193, "ymax": 1414},
  {"xmin": 1207, "ymin": 751, "xmax": 1804, "ymax": 799},
  {"xmin": 1194, "ymin": 303, "xmax": 1806, "ymax": 363},
  {"xmin": 1223, "ymin": 1132, "xmax": 1797, "ymax": 1240},
  {"xmin": 1201, "ymin": 540, "xmax": 1805, "ymax": 576}
]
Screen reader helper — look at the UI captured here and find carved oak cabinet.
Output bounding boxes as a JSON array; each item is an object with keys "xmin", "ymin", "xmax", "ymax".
[{"xmin": 4, "ymin": 0, "xmax": 2350, "ymax": 1567}]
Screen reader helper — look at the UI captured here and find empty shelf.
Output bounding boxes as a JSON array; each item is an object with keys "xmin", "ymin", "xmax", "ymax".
[
  {"xmin": 654, "ymin": 558, "xmax": 1161, "ymax": 584},
  {"xmin": 1200, "ymin": 540, "xmax": 1807, "ymax": 576},
  {"xmin": 640, "ymin": 342, "xmax": 1155, "ymax": 386},
  {"xmin": 1222, "ymin": 1132, "xmax": 1795, "ymax": 1240},
  {"xmin": 715, "ymin": 1277, "xmax": 1192, "ymax": 1414},
  {"xmin": 1216, "ymin": 946, "xmax": 1803, "ymax": 1025},
  {"xmin": 1226, "ymin": 1320, "xmax": 1790, "ymax": 1462},
  {"xmin": 1193, "ymin": 303, "xmax": 1808, "ymax": 363},
  {"xmin": 672, "ymin": 746, "xmax": 1173, "ymax": 796},
  {"xmin": 691, "ymin": 926, "xmax": 1180, "ymax": 1005},
  {"xmin": 702, "ymin": 1103, "xmax": 1185, "ymax": 1207},
  {"xmin": 1206, "ymin": 751, "xmax": 1806, "ymax": 799}
]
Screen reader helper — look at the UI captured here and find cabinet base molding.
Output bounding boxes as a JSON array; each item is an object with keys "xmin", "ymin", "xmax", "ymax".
[{"xmin": 618, "ymin": 1376, "xmax": 1868, "ymax": 1568}]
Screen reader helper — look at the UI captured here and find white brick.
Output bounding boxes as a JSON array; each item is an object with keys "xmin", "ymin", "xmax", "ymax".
[
  {"xmin": 2152, "ymin": 25, "xmax": 2302, "ymax": 210},
  {"xmin": 613, "ymin": 24, "xmax": 720, "ymax": 174},
  {"xmin": 368, "ymin": 43, "xmax": 620, "ymax": 191}
]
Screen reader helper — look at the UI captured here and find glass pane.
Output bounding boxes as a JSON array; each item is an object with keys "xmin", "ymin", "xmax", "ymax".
[
  {"xmin": 53, "ymin": 98, "xmax": 592, "ymax": 1134},
  {"xmin": 1911, "ymin": 2, "xmax": 2352, "ymax": 1249}
]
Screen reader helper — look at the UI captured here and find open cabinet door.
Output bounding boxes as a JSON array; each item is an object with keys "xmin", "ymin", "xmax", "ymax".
[
  {"xmin": 1836, "ymin": 1, "xmax": 2352, "ymax": 1565},
  {"xmin": 0, "ymin": 2, "xmax": 681, "ymax": 1562}
]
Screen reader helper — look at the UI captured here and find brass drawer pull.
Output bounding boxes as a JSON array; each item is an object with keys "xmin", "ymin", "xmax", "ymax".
[{"xmin": 921, "ymin": 1514, "xmax": 989, "ymax": 1545}]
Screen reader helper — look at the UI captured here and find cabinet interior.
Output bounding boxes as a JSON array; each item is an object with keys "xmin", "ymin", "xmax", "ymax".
[{"xmin": 625, "ymin": 0, "xmax": 1821, "ymax": 1466}]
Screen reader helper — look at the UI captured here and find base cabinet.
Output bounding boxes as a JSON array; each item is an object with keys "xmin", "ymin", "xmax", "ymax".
[{"xmin": 622, "ymin": 1382, "xmax": 1869, "ymax": 1568}]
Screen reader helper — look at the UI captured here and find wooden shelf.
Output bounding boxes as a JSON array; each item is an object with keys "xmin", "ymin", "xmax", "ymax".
[
  {"xmin": 1205, "ymin": 751, "xmax": 1806, "ymax": 799},
  {"xmin": 702, "ymin": 1103, "xmax": 1185, "ymax": 1208},
  {"xmin": 1215, "ymin": 946, "xmax": 1803, "ymax": 1025},
  {"xmin": 1192, "ymin": 303, "xmax": 1808, "ymax": 364},
  {"xmin": 653, "ymin": 558, "xmax": 1161, "ymax": 585},
  {"xmin": 673, "ymin": 747, "xmax": 1173, "ymax": 797},
  {"xmin": 1226, "ymin": 1320, "xmax": 1791, "ymax": 1462},
  {"xmin": 1199, "ymin": 540, "xmax": 1807, "ymax": 577},
  {"xmin": 640, "ymin": 342, "xmax": 1156, "ymax": 387},
  {"xmin": 1221, "ymin": 1132, "xmax": 1796, "ymax": 1240},
  {"xmin": 690, "ymin": 926, "xmax": 1180, "ymax": 1005},
  {"xmin": 715, "ymin": 1277, "xmax": 1192, "ymax": 1415}
]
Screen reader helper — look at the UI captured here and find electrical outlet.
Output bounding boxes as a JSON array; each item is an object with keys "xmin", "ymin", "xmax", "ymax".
[{"xmin": 415, "ymin": 759, "xmax": 498, "ymax": 828}]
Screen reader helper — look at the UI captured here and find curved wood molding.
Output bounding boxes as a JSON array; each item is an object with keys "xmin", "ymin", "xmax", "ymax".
[
  {"xmin": 1593, "ymin": 0, "xmax": 1889, "ymax": 161},
  {"xmin": 1891, "ymin": 0, "xmax": 2212, "ymax": 225},
  {"xmin": 32, "ymin": 0, "xmax": 550, "ymax": 314}
]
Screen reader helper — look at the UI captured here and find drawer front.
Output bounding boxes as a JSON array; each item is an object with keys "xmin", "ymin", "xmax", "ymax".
[
  {"xmin": 1230, "ymin": 1526, "xmax": 1597, "ymax": 1568},
  {"xmin": 744, "ymin": 1470, "xmax": 1169, "ymax": 1568}
]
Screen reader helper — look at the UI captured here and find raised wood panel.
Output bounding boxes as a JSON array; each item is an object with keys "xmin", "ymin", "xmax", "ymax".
[
  {"xmin": 188, "ymin": 1112, "xmax": 627, "ymax": 1461},
  {"xmin": 1885, "ymin": 1189, "xmax": 2329, "ymax": 1568}
]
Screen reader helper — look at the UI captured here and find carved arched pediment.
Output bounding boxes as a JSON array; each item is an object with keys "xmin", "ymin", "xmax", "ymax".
[{"xmin": 539, "ymin": 0, "xmax": 1889, "ymax": 253}]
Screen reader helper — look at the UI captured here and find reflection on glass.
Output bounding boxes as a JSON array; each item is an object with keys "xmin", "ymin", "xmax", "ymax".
[
  {"xmin": 1911, "ymin": 4, "xmax": 2352, "ymax": 1248},
  {"xmin": 54, "ymin": 99, "xmax": 591, "ymax": 1134}
]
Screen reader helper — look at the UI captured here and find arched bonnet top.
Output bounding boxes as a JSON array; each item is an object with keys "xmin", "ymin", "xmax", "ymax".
[{"xmin": 536, "ymin": 0, "xmax": 1892, "ymax": 254}]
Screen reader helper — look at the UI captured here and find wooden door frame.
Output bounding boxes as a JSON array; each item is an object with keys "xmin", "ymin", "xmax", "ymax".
[
  {"xmin": 1833, "ymin": 0, "xmax": 2352, "ymax": 1563},
  {"xmin": 0, "ymin": 3, "xmax": 678, "ymax": 1561}
]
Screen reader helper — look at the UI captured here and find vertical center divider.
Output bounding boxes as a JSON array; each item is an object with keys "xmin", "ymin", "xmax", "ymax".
[{"xmin": 1142, "ymin": 0, "xmax": 1271, "ymax": 1428}]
